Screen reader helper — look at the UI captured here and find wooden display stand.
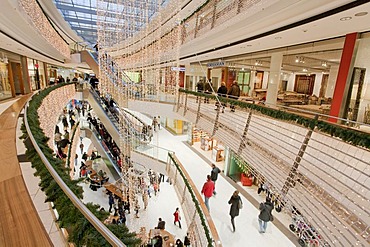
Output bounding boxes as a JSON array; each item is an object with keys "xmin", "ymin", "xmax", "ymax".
[
  {"xmin": 148, "ymin": 229, "xmax": 175, "ymax": 247},
  {"xmin": 201, "ymin": 137, "xmax": 213, "ymax": 151},
  {"xmin": 212, "ymin": 147, "xmax": 224, "ymax": 162}
]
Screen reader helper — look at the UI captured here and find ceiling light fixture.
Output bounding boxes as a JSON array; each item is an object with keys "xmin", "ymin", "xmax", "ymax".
[
  {"xmin": 255, "ymin": 60, "xmax": 262, "ymax": 66},
  {"xmin": 355, "ymin": 12, "xmax": 368, "ymax": 17},
  {"xmin": 340, "ymin": 16, "xmax": 352, "ymax": 21},
  {"xmin": 302, "ymin": 68, "xmax": 308, "ymax": 72},
  {"xmin": 321, "ymin": 61, "xmax": 327, "ymax": 67},
  {"xmin": 295, "ymin": 56, "xmax": 305, "ymax": 63}
]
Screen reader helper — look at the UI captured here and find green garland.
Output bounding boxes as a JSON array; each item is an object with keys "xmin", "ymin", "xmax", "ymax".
[
  {"xmin": 232, "ymin": 155, "xmax": 249, "ymax": 175},
  {"xmin": 21, "ymin": 83, "xmax": 141, "ymax": 247},
  {"xmin": 179, "ymin": 89, "xmax": 370, "ymax": 149},
  {"xmin": 168, "ymin": 153, "xmax": 213, "ymax": 247}
]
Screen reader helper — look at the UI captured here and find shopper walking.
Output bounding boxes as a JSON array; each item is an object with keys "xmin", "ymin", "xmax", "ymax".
[
  {"xmin": 258, "ymin": 197, "xmax": 274, "ymax": 233},
  {"xmin": 228, "ymin": 190, "xmax": 242, "ymax": 232},
  {"xmin": 108, "ymin": 194, "xmax": 114, "ymax": 213},
  {"xmin": 201, "ymin": 175, "xmax": 215, "ymax": 212},
  {"xmin": 210, "ymin": 164, "xmax": 221, "ymax": 195},
  {"xmin": 173, "ymin": 208, "xmax": 182, "ymax": 229},
  {"xmin": 184, "ymin": 233, "xmax": 191, "ymax": 247},
  {"xmin": 79, "ymin": 142, "xmax": 84, "ymax": 154},
  {"xmin": 227, "ymin": 80, "xmax": 241, "ymax": 112},
  {"xmin": 215, "ymin": 82, "xmax": 228, "ymax": 112}
]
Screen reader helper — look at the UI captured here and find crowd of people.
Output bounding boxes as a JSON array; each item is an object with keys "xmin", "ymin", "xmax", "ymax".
[
  {"xmin": 196, "ymin": 79, "xmax": 241, "ymax": 112},
  {"xmin": 200, "ymin": 162, "xmax": 275, "ymax": 234}
]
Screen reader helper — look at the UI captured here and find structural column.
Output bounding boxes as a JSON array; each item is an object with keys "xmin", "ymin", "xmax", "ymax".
[
  {"xmin": 248, "ymin": 70, "xmax": 256, "ymax": 97},
  {"xmin": 329, "ymin": 32, "xmax": 358, "ymax": 122},
  {"xmin": 265, "ymin": 52, "xmax": 283, "ymax": 106},
  {"xmin": 20, "ymin": 56, "xmax": 31, "ymax": 94}
]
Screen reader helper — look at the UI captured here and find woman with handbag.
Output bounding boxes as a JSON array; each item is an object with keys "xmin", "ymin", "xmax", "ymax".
[
  {"xmin": 258, "ymin": 197, "xmax": 274, "ymax": 233},
  {"xmin": 228, "ymin": 190, "xmax": 242, "ymax": 232}
]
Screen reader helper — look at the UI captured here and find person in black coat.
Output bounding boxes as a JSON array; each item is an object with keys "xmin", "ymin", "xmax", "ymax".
[
  {"xmin": 215, "ymin": 82, "xmax": 228, "ymax": 112},
  {"xmin": 217, "ymin": 82, "xmax": 228, "ymax": 97},
  {"xmin": 228, "ymin": 190, "xmax": 242, "ymax": 232},
  {"xmin": 210, "ymin": 164, "xmax": 221, "ymax": 195},
  {"xmin": 258, "ymin": 197, "xmax": 274, "ymax": 233}
]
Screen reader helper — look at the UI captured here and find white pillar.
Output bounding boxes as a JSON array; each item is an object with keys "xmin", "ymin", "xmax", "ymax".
[
  {"xmin": 325, "ymin": 64, "xmax": 339, "ymax": 98},
  {"xmin": 248, "ymin": 70, "xmax": 256, "ymax": 97},
  {"xmin": 266, "ymin": 52, "xmax": 283, "ymax": 106}
]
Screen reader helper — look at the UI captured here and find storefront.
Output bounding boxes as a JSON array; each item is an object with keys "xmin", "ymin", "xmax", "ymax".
[
  {"xmin": 165, "ymin": 118, "xmax": 189, "ymax": 135},
  {"xmin": 0, "ymin": 61, "xmax": 12, "ymax": 100},
  {"xmin": 27, "ymin": 58, "xmax": 47, "ymax": 90},
  {"xmin": 188, "ymin": 126, "xmax": 225, "ymax": 163}
]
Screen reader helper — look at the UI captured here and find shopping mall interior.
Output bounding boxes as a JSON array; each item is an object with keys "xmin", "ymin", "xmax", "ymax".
[{"xmin": 0, "ymin": 0, "xmax": 369, "ymax": 247}]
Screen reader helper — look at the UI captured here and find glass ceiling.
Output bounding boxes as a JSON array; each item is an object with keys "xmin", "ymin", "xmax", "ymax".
[{"xmin": 54, "ymin": 0, "xmax": 168, "ymax": 47}]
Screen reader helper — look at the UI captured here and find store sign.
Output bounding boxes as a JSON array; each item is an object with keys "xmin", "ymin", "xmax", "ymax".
[
  {"xmin": 207, "ymin": 61, "xmax": 225, "ymax": 68},
  {"xmin": 171, "ymin": 67, "xmax": 186, "ymax": 72}
]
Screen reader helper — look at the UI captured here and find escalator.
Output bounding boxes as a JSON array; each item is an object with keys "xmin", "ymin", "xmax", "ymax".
[
  {"xmin": 80, "ymin": 50, "xmax": 99, "ymax": 76},
  {"xmin": 84, "ymin": 86, "xmax": 121, "ymax": 142},
  {"xmin": 85, "ymin": 85, "xmax": 151, "ymax": 143},
  {"xmin": 82, "ymin": 126, "xmax": 121, "ymax": 180}
]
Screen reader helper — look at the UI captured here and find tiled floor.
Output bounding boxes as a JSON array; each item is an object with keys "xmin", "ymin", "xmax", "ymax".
[
  {"xmin": 127, "ymin": 110, "xmax": 296, "ymax": 247},
  {"xmin": 16, "ymin": 109, "xmax": 67, "ymax": 247},
  {"xmin": 14, "ymin": 97, "xmax": 295, "ymax": 246}
]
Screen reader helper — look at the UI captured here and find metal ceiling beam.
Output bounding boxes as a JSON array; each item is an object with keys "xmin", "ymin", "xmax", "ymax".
[
  {"xmin": 55, "ymin": 3, "xmax": 96, "ymax": 15},
  {"xmin": 71, "ymin": 26, "xmax": 98, "ymax": 32},
  {"xmin": 64, "ymin": 17, "xmax": 96, "ymax": 26}
]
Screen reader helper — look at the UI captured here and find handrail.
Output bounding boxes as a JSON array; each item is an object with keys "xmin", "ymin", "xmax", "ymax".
[
  {"xmin": 179, "ymin": 89, "xmax": 370, "ymax": 149},
  {"xmin": 24, "ymin": 101, "xmax": 125, "ymax": 247},
  {"xmin": 181, "ymin": 89, "xmax": 370, "ymax": 128},
  {"xmin": 168, "ymin": 153, "xmax": 222, "ymax": 247}
]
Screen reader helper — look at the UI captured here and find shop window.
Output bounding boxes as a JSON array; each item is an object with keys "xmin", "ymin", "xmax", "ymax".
[
  {"xmin": 294, "ymin": 74, "xmax": 315, "ymax": 95},
  {"xmin": 0, "ymin": 62, "xmax": 12, "ymax": 100},
  {"xmin": 185, "ymin": 75, "xmax": 193, "ymax": 90},
  {"xmin": 254, "ymin": 71, "xmax": 264, "ymax": 89},
  {"xmin": 237, "ymin": 71, "xmax": 251, "ymax": 95}
]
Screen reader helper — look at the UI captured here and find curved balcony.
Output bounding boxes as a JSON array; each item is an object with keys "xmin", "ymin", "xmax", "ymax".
[{"xmin": 17, "ymin": 83, "xmax": 222, "ymax": 246}]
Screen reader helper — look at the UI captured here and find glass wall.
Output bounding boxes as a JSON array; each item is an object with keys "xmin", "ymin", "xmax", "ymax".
[
  {"xmin": 237, "ymin": 70, "xmax": 251, "ymax": 96},
  {"xmin": 0, "ymin": 62, "xmax": 12, "ymax": 100},
  {"xmin": 27, "ymin": 58, "xmax": 46, "ymax": 90}
]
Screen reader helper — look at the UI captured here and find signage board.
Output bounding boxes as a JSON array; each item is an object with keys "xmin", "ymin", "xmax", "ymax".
[
  {"xmin": 171, "ymin": 67, "xmax": 186, "ymax": 72},
  {"xmin": 207, "ymin": 61, "xmax": 225, "ymax": 68}
]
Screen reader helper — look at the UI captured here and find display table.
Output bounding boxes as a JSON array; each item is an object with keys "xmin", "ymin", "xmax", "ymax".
[
  {"xmin": 148, "ymin": 229, "xmax": 175, "ymax": 247},
  {"xmin": 201, "ymin": 137, "xmax": 212, "ymax": 151},
  {"xmin": 240, "ymin": 173, "xmax": 253, "ymax": 186},
  {"xmin": 104, "ymin": 215, "xmax": 119, "ymax": 224},
  {"xmin": 212, "ymin": 147, "xmax": 224, "ymax": 162},
  {"xmin": 104, "ymin": 183, "xmax": 125, "ymax": 201}
]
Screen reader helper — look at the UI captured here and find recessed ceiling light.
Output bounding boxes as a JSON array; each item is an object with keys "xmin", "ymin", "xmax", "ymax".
[
  {"xmin": 340, "ymin": 17, "xmax": 352, "ymax": 21},
  {"xmin": 355, "ymin": 12, "xmax": 368, "ymax": 17}
]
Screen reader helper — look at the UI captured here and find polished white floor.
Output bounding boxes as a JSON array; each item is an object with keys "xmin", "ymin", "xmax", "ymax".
[
  {"xmin": 126, "ymin": 111, "xmax": 295, "ymax": 247},
  {"xmin": 74, "ymin": 115, "xmax": 189, "ymax": 243}
]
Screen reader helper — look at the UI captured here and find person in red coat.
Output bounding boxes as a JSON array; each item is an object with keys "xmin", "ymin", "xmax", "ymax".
[
  {"xmin": 201, "ymin": 175, "xmax": 215, "ymax": 212},
  {"xmin": 173, "ymin": 207, "xmax": 182, "ymax": 228}
]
